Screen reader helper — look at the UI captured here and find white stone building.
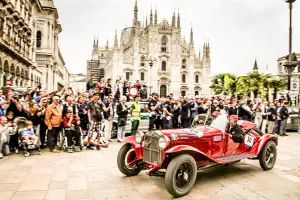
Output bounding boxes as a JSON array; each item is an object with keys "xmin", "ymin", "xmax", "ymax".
[
  {"xmin": 87, "ymin": 0, "xmax": 211, "ymax": 97},
  {"xmin": 35, "ymin": 0, "xmax": 69, "ymax": 91}
]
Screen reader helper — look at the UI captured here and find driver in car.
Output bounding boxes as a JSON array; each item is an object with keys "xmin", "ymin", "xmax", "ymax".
[{"xmin": 227, "ymin": 115, "xmax": 244, "ymax": 143}]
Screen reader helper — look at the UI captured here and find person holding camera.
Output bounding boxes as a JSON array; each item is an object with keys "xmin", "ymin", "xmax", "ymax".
[
  {"xmin": 87, "ymin": 93, "xmax": 110, "ymax": 150},
  {"xmin": 87, "ymin": 73, "xmax": 96, "ymax": 95},
  {"xmin": 38, "ymin": 97, "xmax": 48, "ymax": 148},
  {"xmin": 45, "ymin": 95, "xmax": 63, "ymax": 153},
  {"xmin": 148, "ymin": 93, "xmax": 161, "ymax": 131},
  {"xmin": 77, "ymin": 96, "xmax": 88, "ymax": 132},
  {"xmin": 63, "ymin": 110, "xmax": 81, "ymax": 153},
  {"xmin": 103, "ymin": 96, "xmax": 114, "ymax": 142},
  {"xmin": 27, "ymin": 102, "xmax": 43, "ymax": 145},
  {"xmin": 117, "ymin": 96, "xmax": 128, "ymax": 142},
  {"xmin": 7, "ymin": 92, "xmax": 23, "ymax": 118},
  {"xmin": 62, "ymin": 95, "xmax": 78, "ymax": 117}
]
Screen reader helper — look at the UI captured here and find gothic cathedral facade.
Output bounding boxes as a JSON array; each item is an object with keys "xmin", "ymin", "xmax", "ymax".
[{"xmin": 87, "ymin": 0, "xmax": 211, "ymax": 97}]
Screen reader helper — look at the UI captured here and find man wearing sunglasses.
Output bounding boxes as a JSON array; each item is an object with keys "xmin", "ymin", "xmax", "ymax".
[{"xmin": 45, "ymin": 95, "xmax": 62, "ymax": 153}]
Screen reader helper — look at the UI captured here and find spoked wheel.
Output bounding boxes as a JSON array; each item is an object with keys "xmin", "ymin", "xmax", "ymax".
[
  {"xmin": 165, "ymin": 154, "xmax": 197, "ymax": 198},
  {"xmin": 117, "ymin": 143, "xmax": 141, "ymax": 176},
  {"xmin": 259, "ymin": 141, "xmax": 277, "ymax": 170}
]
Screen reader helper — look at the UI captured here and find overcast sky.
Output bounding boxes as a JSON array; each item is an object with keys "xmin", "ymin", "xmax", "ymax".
[{"xmin": 54, "ymin": 0, "xmax": 300, "ymax": 76}]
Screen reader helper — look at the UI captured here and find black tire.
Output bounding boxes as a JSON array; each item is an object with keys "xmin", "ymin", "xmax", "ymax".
[
  {"xmin": 259, "ymin": 141, "xmax": 277, "ymax": 170},
  {"xmin": 165, "ymin": 154, "xmax": 197, "ymax": 198},
  {"xmin": 117, "ymin": 143, "xmax": 141, "ymax": 176}
]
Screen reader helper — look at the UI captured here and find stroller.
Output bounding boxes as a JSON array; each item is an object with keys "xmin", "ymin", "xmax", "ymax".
[{"xmin": 14, "ymin": 117, "xmax": 41, "ymax": 157}]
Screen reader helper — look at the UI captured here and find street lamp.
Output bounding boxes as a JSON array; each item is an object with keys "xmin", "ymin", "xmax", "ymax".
[
  {"xmin": 283, "ymin": 0, "xmax": 299, "ymax": 91},
  {"xmin": 145, "ymin": 56, "xmax": 157, "ymax": 96}
]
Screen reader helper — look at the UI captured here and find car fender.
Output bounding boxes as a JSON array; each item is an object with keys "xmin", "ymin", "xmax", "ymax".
[
  {"xmin": 256, "ymin": 134, "xmax": 278, "ymax": 155},
  {"xmin": 122, "ymin": 136, "xmax": 144, "ymax": 159},
  {"xmin": 164, "ymin": 145, "xmax": 217, "ymax": 163}
]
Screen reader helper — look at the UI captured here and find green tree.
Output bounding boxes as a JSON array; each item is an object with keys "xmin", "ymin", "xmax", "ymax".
[
  {"xmin": 210, "ymin": 73, "xmax": 236, "ymax": 95},
  {"xmin": 268, "ymin": 78, "xmax": 287, "ymax": 100},
  {"xmin": 236, "ymin": 72, "xmax": 265, "ymax": 99}
]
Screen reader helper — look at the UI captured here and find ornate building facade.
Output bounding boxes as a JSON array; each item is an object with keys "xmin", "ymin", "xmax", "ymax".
[
  {"xmin": 0, "ymin": 0, "xmax": 69, "ymax": 90},
  {"xmin": 35, "ymin": 0, "xmax": 69, "ymax": 91},
  {"xmin": 87, "ymin": 0, "xmax": 211, "ymax": 97}
]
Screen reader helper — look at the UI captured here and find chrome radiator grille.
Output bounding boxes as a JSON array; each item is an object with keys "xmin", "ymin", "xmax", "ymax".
[{"xmin": 143, "ymin": 131, "xmax": 164, "ymax": 165}]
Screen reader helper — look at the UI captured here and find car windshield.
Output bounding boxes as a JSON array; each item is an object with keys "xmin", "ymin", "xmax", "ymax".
[{"xmin": 192, "ymin": 114, "xmax": 228, "ymax": 132}]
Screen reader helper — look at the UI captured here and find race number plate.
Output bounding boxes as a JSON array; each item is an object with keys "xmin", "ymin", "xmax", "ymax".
[
  {"xmin": 287, "ymin": 118, "xmax": 291, "ymax": 124},
  {"xmin": 245, "ymin": 134, "xmax": 254, "ymax": 147}
]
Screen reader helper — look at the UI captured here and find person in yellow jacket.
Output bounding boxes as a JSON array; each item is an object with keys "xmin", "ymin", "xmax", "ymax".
[{"xmin": 130, "ymin": 95, "xmax": 141, "ymax": 135}]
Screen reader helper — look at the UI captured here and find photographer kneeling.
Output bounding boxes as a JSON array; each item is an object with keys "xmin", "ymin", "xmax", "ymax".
[{"xmin": 63, "ymin": 110, "xmax": 81, "ymax": 153}]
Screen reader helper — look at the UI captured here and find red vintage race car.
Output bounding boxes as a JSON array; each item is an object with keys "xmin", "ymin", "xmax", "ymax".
[{"xmin": 117, "ymin": 114, "xmax": 278, "ymax": 197}]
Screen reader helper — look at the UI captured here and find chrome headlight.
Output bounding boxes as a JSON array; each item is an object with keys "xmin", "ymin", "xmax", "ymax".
[
  {"xmin": 135, "ymin": 131, "xmax": 144, "ymax": 143},
  {"xmin": 158, "ymin": 136, "xmax": 169, "ymax": 149}
]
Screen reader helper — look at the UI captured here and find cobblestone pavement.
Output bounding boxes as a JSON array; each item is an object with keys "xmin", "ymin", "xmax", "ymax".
[{"xmin": 0, "ymin": 133, "xmax": 299, "ymax": 200}]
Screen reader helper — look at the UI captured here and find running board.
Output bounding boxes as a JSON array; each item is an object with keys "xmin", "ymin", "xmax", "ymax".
[{"xmin": 215, "ymin": 153, "xmax": 255, "ymax": 163}]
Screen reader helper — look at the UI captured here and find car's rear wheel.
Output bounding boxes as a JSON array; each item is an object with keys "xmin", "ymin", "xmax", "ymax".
[
  {"xmin": 165, "ymin": 154, "xmax": 197, "ymax": 198},
  {"xmin": 259, "ymin": 141, "xmax": 277, "ymax": 170},
  {"xmin": 117, "ymin": 143, "xmax": 141, "ymax": 176}
]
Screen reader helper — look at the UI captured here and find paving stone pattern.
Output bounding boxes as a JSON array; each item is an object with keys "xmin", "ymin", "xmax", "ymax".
[{"xmin": 0, "ymin": 133, "xmax": 299, "ymax": 200}]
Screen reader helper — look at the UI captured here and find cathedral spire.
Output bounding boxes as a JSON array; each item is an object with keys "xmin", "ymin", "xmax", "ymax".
[
  {"xmin": 172, "ymin": 9, "xmax": 176, "ymax": 28},
  {"xmin": 253, "ymin": 59, "xmax": 258, "ymax": 72},
  {"xmin": 150, "ymin": 7, "xmax": 153, "ymax": 26},
  {"xmin": 154, "ymin": 6, "xmax": 158, "ymax": 26},
  {"xmin": 133, "ymin": 0, "xmax": 138, "ymax": 26},
  {"xmin": 207, "ymin": 41, "xmax": 210, "ymax": 58},
  {"xmin": 114, "ymin": 30, "xmax": 118, "ymax": 49},
  {"xmin": 203, "ymin": 41, "xmax": 207, "ymax": 59},
  {"xmin": 199, "ymin": 48, "xmax": 201, "ymax": 60},
  {"xmin": 190, "ymin": 27, "xmax": 194, "ymax": 45},
  {"xmin": 105, "ymin": 39, "xmax": 109, "ymax": 50},
  {"xmin": 145, "ymin": 15, "xmax": 148, "ymax": 27},
  {"xmin": 177, "ymin": 9, "xmax": 181, "ymax": 29}
]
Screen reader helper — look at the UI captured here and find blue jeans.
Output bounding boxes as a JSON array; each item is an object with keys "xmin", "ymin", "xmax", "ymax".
[
  {"xmin": 162, "ymin": 117, "xmax": 170, "ymax": 129},
  {"xmin": 117, "ymin": 126, "xmax": 125, "ymax": 141}
]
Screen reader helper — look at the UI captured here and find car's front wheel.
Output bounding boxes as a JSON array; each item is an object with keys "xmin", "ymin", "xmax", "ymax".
[
  {"xmin": 259, "ymin": 141, "xmax": 277, "ymax": 170},
  {"xmin": 117, "ymin": 143, "xmax": 141, "ymax": 176},
  {"xmin": 165, "ymin": 154, "xmax": 197, "ymax": 198}
]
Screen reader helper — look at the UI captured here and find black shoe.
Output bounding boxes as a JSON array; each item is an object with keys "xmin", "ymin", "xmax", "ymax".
[
  {"xmin": 96, "ymin": 146, "xmax": 100, "ymax": 151},
  {"xmin": 282, "ymin": 133, "xmax": 289, "ymax": 136},
  {"xmin": 86, "ymin": 145, "xmax": 94, "ymax": 150}
]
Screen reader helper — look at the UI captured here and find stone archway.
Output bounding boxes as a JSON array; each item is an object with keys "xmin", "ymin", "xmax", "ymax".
[{"xmin": 4, "ymin": 60, "xmax": 9, "ymax": 73}]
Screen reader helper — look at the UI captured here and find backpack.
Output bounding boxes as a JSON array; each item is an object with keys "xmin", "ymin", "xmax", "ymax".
[{"xmin": 91, "ymin": 103, "xmax": 103, "ymax": 121}]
